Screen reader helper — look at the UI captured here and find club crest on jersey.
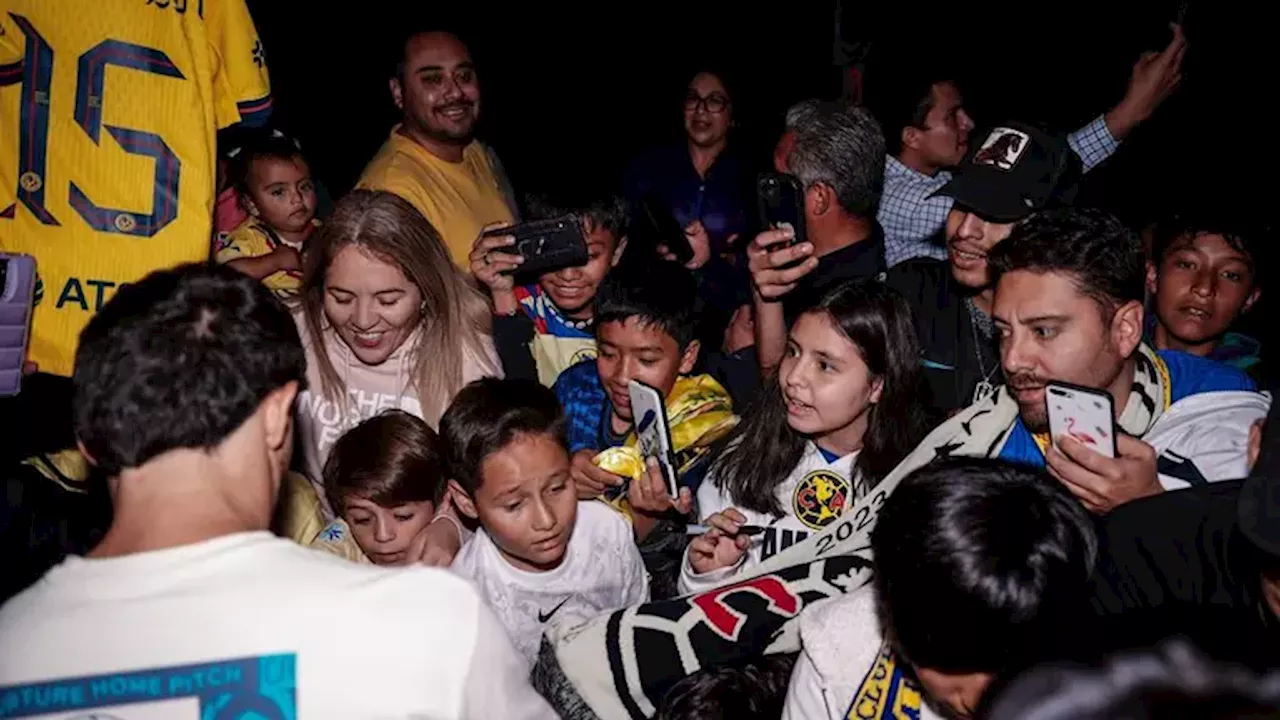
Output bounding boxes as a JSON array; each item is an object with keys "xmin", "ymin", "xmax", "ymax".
[
  {"xmin": 570, "ymin": 347, "xmax": 597, "ymax": 366},
  {"xmin": 793, "ymin": 469, "xmax": 851, "ymax": 530}
]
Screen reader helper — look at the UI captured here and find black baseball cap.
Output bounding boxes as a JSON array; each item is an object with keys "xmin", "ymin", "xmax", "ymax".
[
  {"xmin": 1239, "ymin": 397, "xmax": 1280, "ymax": 558},
  {"xmin": 932, "ymin": 122, "xmax": 1082, "ymax": 223}
]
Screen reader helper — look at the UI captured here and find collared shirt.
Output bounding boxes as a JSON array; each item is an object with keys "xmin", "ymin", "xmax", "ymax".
[
  {"xmin": 878, "ymin": 115, "xmax": 1120, "ymax": 267},
  {"xmin": 623, "ymin": 143, "xmax": 753, "ymax": 255}
]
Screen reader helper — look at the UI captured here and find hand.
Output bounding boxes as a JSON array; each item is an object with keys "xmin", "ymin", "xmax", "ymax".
[
  {"xmin": 658, "ymin": 220, "xmax": 713, "ymax": 270},
  {"xmin": 469, "ymin": 224, "xmax": 523, "ymax": 293},
  {"xmin": 722, "ymin": 304, "xmax": 755, "ymax": 354},
  {"xmin": 571, "ymin": 448, "xmax": 624, "ymax": 500},
  {"xmin": 1046, "ymin": 433, "xmax": 1162, "ymax": 513},
  {"xmin": 629, "ymin": 457, "xmax": 694, "ymax": 517},
  {"xmin": 688, "ymin": 508, "xmax": 752, "ymax": 574},
  {"xmin": 271, "ymin": 244, "xmax": 302, "ymax": 273},
  {"xmin": 746, "ymin": 227, "xmax": 818, "ymax": 300},
  {"xmin": 406, "ymin": 517, "xmax": 462, "ymax": 567},
  {"xmin": 1109, "ymin": 23, "xmax": 1187, "ymax": 137}
]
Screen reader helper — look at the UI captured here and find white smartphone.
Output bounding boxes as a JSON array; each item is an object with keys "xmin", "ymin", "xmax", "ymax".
[
  {"xmin": 628, "ymin": 379, "xmax": 680, "ymax": 498},
  {"xmin": 1046, "ymin": 382, "xmax": 1117, "ymax": 458}
]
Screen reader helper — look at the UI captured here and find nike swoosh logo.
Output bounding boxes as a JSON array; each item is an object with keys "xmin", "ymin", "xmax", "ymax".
[{"xmin": 537, "ymin": 597, "xmax": 571, "ymax": 623}]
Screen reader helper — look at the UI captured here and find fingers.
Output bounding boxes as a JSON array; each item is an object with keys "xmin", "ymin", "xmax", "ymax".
[
  {"xmin": 1055, "ymin": 434, "xmax": 1116, "ymax": 474},
  {"xmin": 723, "ymin": 508, "xmax": 748, "ymax": 525},
  {"xmin": 748, "ymin": 228, "xmax": 797, "ymax": 256},
  {"xmin": 1114, "ymin": 433, "xmax": 1155, "ymax": 462},
  {"xmin": 1045, "ymin": 457, "xmax": 1109, "ymax": 511},
  {"xmin": 706, "ymin": 511, "xmax": 742, "ymax": 535},
  {"xmin": 673, "ymin": 487, "xmax": 694, "ymax": 515},
  {"xmin": 689, "ymin": 529, "xmax": 721, "ymax": 559}
]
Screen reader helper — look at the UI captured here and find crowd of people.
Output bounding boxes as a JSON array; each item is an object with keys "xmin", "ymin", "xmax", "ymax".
[{"xmin": 0, "ymin": 3, "xmax": 1275, "ymax": 719}]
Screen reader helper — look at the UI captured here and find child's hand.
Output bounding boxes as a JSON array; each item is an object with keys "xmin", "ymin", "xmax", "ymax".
[
  {"xmin": 572, "ymin": 448, "xmax": 623, "ymax": 499},
  {"xmin": 470, "ymin": 225, "xmax": 523, "ymax": 292},
  {"xmin": 629, "ymin": 457, "xmax": 694, "ymax": 516},
  {"xmin": 271, "ymin": 245, "xmax": 302, "ymax": 274},
  {"xmin": 406, "ymin": 516, "xmax": 462, "ymax": 567},
  {"xmin": 722, "ymin": 304, "xmax": 755, "ymax": 354},
  {"xmin": 688, "ymin": 508, "xmax": 752, "ymax": 574}
]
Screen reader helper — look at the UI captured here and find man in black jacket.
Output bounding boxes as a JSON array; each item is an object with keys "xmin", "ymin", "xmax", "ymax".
[{"xmin": 885, "ymin": 122, "xmax": 1081, "ymax": 416}]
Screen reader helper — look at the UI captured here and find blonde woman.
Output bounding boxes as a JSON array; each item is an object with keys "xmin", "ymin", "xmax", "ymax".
[{"xmin": 292, "ymin": 190, "xmax": 501, "ymax": 561}]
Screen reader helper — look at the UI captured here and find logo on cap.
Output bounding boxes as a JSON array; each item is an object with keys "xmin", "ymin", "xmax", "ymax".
[{"xmin": 973, "ymin": 128, "xmax": 1031, "ymax": 171}]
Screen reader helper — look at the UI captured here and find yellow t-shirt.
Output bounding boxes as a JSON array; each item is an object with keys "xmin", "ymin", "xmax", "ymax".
[
  {"xmin": 214, "ymin": 216, "xmax": 316, "ymax": 302},
  {"xmin": 356, "ymin": 129, "xmax": 514, "ymax": 267},
  {"xmin": 0, "ymin": 1, "xmax": 272, "ymax": 376}
]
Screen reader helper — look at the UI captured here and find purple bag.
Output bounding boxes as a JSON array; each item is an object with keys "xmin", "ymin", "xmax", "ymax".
[{"xmin": 0, "ymin": 253, "xmax": 37, "ymax": 396}]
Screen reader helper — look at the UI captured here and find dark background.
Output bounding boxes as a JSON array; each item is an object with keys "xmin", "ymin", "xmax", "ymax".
[{"xmin": 245, "ymin": 0, "xmax": 1265, "ymax": 227}]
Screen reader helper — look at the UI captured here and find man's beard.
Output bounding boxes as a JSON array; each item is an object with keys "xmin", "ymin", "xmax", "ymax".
[
  {"xmin": 1008, "ymin": 370, "xmax": 1050, "ymax": 433},
  {"xmin": 415, "ymin": 102, "xmax": 477, "ymax": 145}
]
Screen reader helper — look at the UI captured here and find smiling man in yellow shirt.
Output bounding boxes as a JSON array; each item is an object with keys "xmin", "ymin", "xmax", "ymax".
[{"xmin": 357, "ymin": 29, "xmax": 518, "ymax": 267}]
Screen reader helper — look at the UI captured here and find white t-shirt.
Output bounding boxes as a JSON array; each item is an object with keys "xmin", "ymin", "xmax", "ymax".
[
  {"xmin": 680, "ymin": 442, "xmax": 859, "ymax": 594},
  {"xmin": 0, "ymin": 532, "xmax": 555, "ymax": 720},
  {"xmin": 451, "ymin": 501, "xmax": 649, "ymax": 668}
]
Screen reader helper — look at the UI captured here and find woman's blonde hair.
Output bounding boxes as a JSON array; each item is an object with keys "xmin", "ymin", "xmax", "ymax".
[{"xmin": 300, "ymin": 190, "xmax": 495, "ymax": 425}]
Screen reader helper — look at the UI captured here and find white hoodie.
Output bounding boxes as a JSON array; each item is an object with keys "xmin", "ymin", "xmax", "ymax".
[
  {"xmin": 1144, "ymin": 390, "xmax": 1270, "ymax": 490},
  {"xmin": 293, "ymin": 314, "xmax": 501, "ymax": 514}
]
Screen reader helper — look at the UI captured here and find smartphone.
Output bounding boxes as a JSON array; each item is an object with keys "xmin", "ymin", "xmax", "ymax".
[
  {"xmin": 482, "ymin": 214, "xmax": 588, "ymax": 277},
  {"xmin": 1046, "ymin": 382, "xmax": 1117, "ymax": 459},
  {"xmin": 0, "ymin": 253, "xmax": 37, "ymax": 397},
  {"xmin": 757, "ymin": 172, "xmax": 808, "ymax": 248},
  {"xmin": 635, "ymin": 195, "xmax": 694, "ymax": 265},
  {"xmin": 628, "ymin": 379, "xmax": 680, "ymax": 498}
]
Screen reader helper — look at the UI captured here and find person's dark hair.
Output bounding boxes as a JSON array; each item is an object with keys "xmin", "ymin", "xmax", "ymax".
[
  {"xmin": 227, "ymin": 129, "xmax": 305, "ymax": 196},
  {"xmin": 524, "ymin": 187, "xmax": 629, "ymax": 244},
  {"xmin": 784, "ymin": 99, "xmax": 885, "ymax": 217},
  {"xmin": 871, "ymin": 458, "xmax": 1097, "ymax": 675},
  {"xmin": 983, "ymin": 640, "xmax": 1280, "ymax": 720},
  {"xmin": 440, "ymin": 377, "xmax": 568, "ymax": 496},
  {"xmin": 863, "ymin": 66, "xmax": 958, "ymax": 155},
  {"xmin": 1151, "ymin": 210, "xmax": 1266, "ymax": 290},
  {"xmin": 656, "ymin": 653, "xmax": 797, "ymax": 720},
  {"xmin": 709, "ymin": 280, "xmax": 930, "ymax": 515},
  {"xmin": 988, "ymin": 207, "xmax": 1146, "ymax": 312},
  {"xmin": 594, "ymin": 260, "xmax": 698, "ymax": 350},
  {"xmin": 323, "ymin": 409, "xmax": 448, "ymax": 513},
  {"xmin": 73, "ymin": 263, "xmax": 307, "ymax": 477}
]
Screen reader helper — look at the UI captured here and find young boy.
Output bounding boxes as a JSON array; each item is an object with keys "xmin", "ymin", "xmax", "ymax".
[
  {"xmin": 553, "ymin": 259, "xmax": 738, "ymax": 597},
  {"xmin": 472, "ymin": 189, "xmax": 629, "ymax": 386},
  {"xmin": 309, "ymin": 410, "xmax": 453, "ymax": 566},
  {"xmin": 443, "ymin": 377, "xmax": 649, "ymax": 669},
  {"xmin": 214, "ymin": 129, "xmax": 319, "ymax": 304},
  {"xmin": 1146, "ymin": 212, "xmax": 1264, "ymax": 382}
]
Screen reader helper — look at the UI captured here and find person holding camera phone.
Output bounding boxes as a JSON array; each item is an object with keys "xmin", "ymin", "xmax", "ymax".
[
  {"xmin": 748, "ymin": 101, "xmax": 889, "ymax": 377},
  {"xmin": 471, "ymin": 189, "xmax": 630, "ymax": 387}
]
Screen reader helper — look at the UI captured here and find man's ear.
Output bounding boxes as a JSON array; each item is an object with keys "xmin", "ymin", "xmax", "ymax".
[
  {"xmin": 805, "ymin": 184, "xmax": 829, "ymax": 219},
  {"xmin": 901, "ymin": 126, "xmax": 922, "ymax": 152},
  {"xmin": 611, "ymin": 235, "xmax": 629, "ymax": 267},
  {"xmin": 389, "ymin": 77, "xmax": 405, "ymax": 111},
  {"xmin": 1112, "ymin": 299, "xmax": 1145, "ymax": 358},
  {"xmin": 678, "ymin": 339, "xmax": 701, "ymax": 375},
  {"xmin": 448, "ymin": 480, "xmax": 478, "ymax": 519},
  {"xmin": 262, "ymin": 381, "xmax": 299, "ymax": 454}
]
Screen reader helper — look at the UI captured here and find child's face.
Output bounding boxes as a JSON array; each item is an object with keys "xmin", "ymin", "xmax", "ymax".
[
  {"xmin": 597, "ymin": 317, "xmax": 699, "ymax": 424},
  {"xmin": 1149, "ymin": 232, "xmax": 1259, "ymax": 348},
  {"xmin": 539, "ymin": 220, "xmax": 625, "ymax": 320},
  {"xmin": 780, "ymin": 311, "xmax": 883, "ymax": 447},
  {"xmin": 244, "ymin": 155, "xmax": 317, "ymax": 234},
  {"xmin": 458, "ymin": 432, "xmax": 577, "ymax": 572},
  {"xmin": 341, "ymin": 495, "xmax": 435, "ymax": 566}
]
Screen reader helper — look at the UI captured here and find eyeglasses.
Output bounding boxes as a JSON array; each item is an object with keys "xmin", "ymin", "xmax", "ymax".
[{"xmin": 684, "ymin": 93, "xmax": 730, "ymax": 114}]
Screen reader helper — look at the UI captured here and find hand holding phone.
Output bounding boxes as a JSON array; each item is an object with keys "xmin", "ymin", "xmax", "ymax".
[
  {"xmin": 756, "ymin": 172, "xmax": 808, "ymax": 247},
  {"xmin": 1046, "ymin": 382, "xmax": 1117, "ymax": 458},
  {"xmin": 628, "ymin": 379, "xmax": 680, "ymax": 498},
  {"xmin": 635, "ymin": 195, "xmax": 694, "ymax": 265},
  {"xmin": 480, "ymin": 214, "xmax": 588, "ymax": 278}
]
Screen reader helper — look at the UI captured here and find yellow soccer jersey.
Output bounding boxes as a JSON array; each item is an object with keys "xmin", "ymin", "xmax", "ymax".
[
  {"xmin": 214, "ymin": 216, "xmax": 316, "ymax": 302},
  {"xmin": 0, "ymin": 0, "xmax": 272, "ymax": 376}
]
